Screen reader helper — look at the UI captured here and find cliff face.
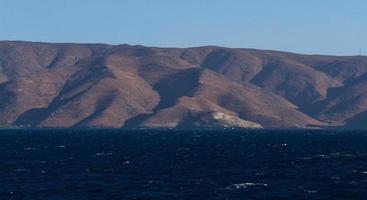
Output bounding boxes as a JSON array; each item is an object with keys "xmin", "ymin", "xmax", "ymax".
[{"xmin": 0, "ymin": 41, "xmax": 366, "ymax": 129}]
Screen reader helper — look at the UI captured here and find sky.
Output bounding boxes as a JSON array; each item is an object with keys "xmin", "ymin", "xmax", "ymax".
[{"xmin": 0, "ymin": 0, "xmax": 366, "ymax": 55}]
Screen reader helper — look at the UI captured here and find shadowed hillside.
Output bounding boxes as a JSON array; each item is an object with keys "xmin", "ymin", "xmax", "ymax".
[{"xmin": 1, "ymin": 41, "xmax": 366, "ymax": 129}]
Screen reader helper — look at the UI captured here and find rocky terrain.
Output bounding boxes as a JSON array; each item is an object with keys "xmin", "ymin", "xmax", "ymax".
[{"xmin": 0, "ymin": 41, "xmax": 366, "ymax": 129}]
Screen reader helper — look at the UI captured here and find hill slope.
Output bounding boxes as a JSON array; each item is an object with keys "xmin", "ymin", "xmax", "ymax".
[{"xmin": 1, "ymin": 41, "xmax": 366, "ymax": 129}]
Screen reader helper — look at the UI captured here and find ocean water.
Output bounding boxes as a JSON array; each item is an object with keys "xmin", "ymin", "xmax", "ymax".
[{"xmin": 1, "ymin": 129, "xmax": 367, "ymax": 200}]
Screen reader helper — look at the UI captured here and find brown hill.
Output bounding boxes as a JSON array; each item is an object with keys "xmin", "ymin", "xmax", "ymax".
[{"xmin": 0, "ymin": 41, "xmax": 366, "ymax": 129}]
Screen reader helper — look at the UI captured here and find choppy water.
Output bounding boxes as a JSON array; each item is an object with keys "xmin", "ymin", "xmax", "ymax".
[{"xmin": 1, "ymin": 129, "xmax": 367, "ymax": 200}]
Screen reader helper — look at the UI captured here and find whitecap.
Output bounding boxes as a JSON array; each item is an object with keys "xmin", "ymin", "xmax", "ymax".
[
  {"xmin": 96, "ymin": 152, "xmax": 113, "ymax": 156},
  {"xmin": 226, "ymin": 183, "xmax": 268, "ymax": 190}
]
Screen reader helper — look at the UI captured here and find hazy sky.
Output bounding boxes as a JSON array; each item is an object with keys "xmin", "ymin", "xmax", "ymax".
[{"xmin": 0, "ymin": 0, "xmax": 366, "ymax": 55}]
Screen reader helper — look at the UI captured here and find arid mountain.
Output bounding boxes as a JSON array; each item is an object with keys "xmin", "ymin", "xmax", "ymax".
[{"xmin": 0, "ymin": 41, "xmax": 366, "ymax": 129}]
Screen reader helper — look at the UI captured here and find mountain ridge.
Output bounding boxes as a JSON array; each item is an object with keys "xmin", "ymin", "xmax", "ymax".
[{"xmin": 1, "ymin": 41, "xmax": 366, "ymax": 129}]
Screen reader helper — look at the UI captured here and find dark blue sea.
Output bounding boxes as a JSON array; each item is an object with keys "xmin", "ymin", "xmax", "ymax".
[{"xmin": 1, "ymin": 129, "xmax": 367, "ymax": 200}]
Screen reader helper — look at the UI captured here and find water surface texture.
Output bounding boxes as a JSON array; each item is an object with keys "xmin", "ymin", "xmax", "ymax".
[{"xmin": 1, "ymin": 129, "xmax": 367, "ymax": 200}]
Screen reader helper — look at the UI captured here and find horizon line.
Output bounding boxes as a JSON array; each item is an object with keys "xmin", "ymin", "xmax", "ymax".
[{"xmin": 0, "ymin": 39, "xmax": 365, "ymax": 57}]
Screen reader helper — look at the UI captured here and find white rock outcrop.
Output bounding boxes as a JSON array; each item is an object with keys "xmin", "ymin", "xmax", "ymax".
[{"xmin": 200, "ymin": 112, "xmax": 263, "ymax": 129}]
